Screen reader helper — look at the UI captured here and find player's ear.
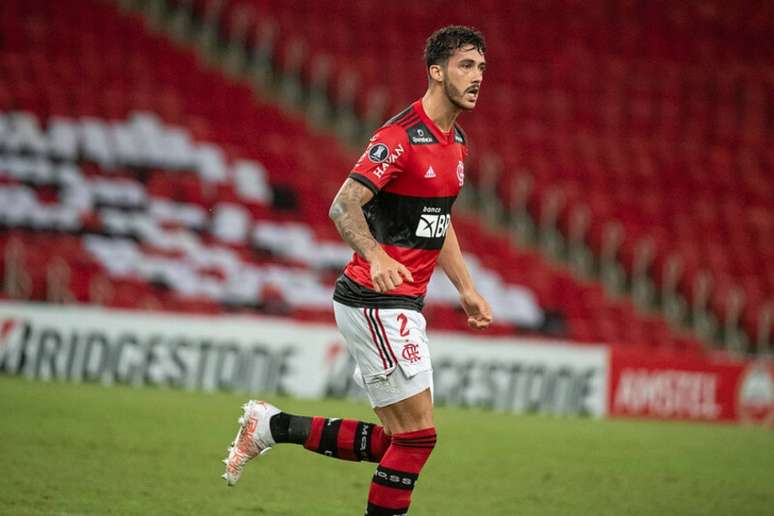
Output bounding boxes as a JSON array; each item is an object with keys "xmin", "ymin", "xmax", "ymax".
[{"xmin": 428, "ymin": 64, "xmax": 444, "ymax": 83}]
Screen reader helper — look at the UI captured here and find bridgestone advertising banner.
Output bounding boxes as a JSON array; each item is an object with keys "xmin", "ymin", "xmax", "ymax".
[{"xmin": 0, "ymin": 302, "xmax": 609, "ymax": 417}]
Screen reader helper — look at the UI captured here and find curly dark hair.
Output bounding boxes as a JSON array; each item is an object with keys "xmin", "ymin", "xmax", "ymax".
[{"xmin": 423, "ymin": 25, "xmax": 486, "ymax": 68}]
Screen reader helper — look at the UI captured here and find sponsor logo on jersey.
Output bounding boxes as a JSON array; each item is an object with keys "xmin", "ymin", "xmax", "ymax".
[
  {"xmin": 371, "ymin": 144, "xmax": 405, "ymax": 178},
  {"xmin": 415, "ymin": 213, "xmax": 451, "ymax": 238},
  {"xmin": 408, "ymin": 124, "xmax": 437, "ymax": 144},
  {"xmin": 424, "ymin": 166, "xmax": 436, "ymax": 179},
  {"xmin": 368, "ymin": 143, "xmax": 390, "ymax": 163},
  {"xmin": 456, "ymin": 160, "xmax": 465, "ymax": 186}
]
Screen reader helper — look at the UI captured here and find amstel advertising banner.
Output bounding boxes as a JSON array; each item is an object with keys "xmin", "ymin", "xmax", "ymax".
[
  {"xmin": 0, "ymin": 302, "xmax": 609, "ymax": 418},
  {"xmin": 609, "ymin": 349, "xmax": 774, "ymax": 427}
]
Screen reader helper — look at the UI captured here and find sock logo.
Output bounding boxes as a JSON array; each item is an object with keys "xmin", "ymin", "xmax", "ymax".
[
  {"xmin": 359, "ymin": 426, "xmax": 370, "ymax": 456},
  {"xmin": 375, "ymin": 470, "xmax": 414, "ymax": 487},
  {"xmin": 373, "ymin": 466, "xmax": 417, "ymax": 489}
]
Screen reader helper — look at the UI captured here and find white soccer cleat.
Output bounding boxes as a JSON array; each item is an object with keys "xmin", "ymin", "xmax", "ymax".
[{"xmin": 222, "ymin": 400, "xmax": 280, "ymax": 487}]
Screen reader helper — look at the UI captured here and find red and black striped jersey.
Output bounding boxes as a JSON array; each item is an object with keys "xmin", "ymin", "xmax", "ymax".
[{"xmin": 333, "ymin": 99, "xmax": 468, "ymax": 311}]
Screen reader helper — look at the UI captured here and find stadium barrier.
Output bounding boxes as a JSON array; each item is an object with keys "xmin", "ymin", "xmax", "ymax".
[
  {"xmin": 2, "ymin": 302, "xmax": 771, "ymax": 426},
  {"xmin": 0, "ymin": 302, "xmax": 607, "ymax": 417}
]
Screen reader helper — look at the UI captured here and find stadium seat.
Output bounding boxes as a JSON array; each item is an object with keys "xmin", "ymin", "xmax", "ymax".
[
  {"xmin": 5, "ymin": 0, "xmax": 765, "ymax": 354},
  {"xmin": 212, "ymin": 0, "xmax": 773, "ymax": 344}
]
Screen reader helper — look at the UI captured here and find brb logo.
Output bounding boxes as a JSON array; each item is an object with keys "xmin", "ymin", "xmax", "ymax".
[
  {"xmin": 401, "ymin": 343, "xmax": 421, "ymax": 364},
  {"xmin": 415, "ymin": 206, "xmax": 450, "ymax": 238}
]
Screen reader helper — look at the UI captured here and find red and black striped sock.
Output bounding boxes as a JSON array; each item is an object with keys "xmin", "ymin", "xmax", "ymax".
[
  {"xmin": 270, "ymin": 413, "xmax": 391, "ymax": 462},
  {"xmin": 365, "ymin": 427, "xmax": 437, "ymax": 516}
]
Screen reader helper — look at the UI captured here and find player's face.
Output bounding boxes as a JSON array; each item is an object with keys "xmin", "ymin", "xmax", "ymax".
[{"xmin": 442, "ymin": 45, "xmax": 486, "ymax": 111}]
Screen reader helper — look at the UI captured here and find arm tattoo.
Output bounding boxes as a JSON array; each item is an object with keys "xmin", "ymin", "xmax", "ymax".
[{"xmin": 329, "ymin": 180, "xmax": 380, "ymax": 259}]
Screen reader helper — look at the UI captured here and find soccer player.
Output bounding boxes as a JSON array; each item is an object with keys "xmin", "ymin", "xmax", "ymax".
[{"xmin": 223, "ymin": 25, "xmax": 492, "ymax": 515}]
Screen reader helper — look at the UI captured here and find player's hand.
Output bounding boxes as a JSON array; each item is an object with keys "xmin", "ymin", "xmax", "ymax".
[
  {"xmin": 460, "ymin": 289, "xmax": 493, "ymax": 330},
  {"xmin": 368, "ymin": 250, "xmax": 413, "ymax": 293}
]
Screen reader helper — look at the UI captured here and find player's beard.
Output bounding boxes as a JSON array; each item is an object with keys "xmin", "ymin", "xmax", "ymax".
[{"xmin": 443, "ymin": 77, "xmax": 474, "ymax": 111}]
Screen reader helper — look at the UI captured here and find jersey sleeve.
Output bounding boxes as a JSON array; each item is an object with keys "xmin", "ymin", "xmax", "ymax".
[{"xmin": 349, "ymin": 125, "xmax": 408, "ymax": 194}]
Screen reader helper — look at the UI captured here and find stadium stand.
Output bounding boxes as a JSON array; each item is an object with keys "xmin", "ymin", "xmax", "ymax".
[
  {"xmin": 7, "ymin": 0, "xmax": 761, "ymax": 355},
  {"xmin": 0, "ymin": 0, "xmax": 547, "ymax": 334},
  {"xmin": 0, "ymin": 106, "xmax": 552, "ymax": 330},
  {"xmin": 195, "ymin": 0, "xmax": 773, "ymax": 352}
]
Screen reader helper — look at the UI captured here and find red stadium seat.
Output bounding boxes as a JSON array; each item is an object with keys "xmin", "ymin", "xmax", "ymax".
[{"xmin": 3, "ymin": 0, "xmax": 770, "ymax": 354}]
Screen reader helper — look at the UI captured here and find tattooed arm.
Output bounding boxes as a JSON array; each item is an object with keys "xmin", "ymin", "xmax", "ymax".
[
  {"xmin": 329, "ymin": 178, "xmax": 413, "ymax": 292},
  {"xmin": 328, "ymin": 179, "xmax": 380, "ymax": 260}
]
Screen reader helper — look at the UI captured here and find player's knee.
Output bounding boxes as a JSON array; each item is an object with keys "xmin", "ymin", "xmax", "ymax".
[{"xmin": 376, "ymin": 388, "xmax": 434, "ymax": 434}]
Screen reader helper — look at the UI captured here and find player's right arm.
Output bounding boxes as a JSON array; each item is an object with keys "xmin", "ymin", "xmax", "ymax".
[{"xmin": 329, "ymin": 178, "xmax": 413, "ymax": 293}]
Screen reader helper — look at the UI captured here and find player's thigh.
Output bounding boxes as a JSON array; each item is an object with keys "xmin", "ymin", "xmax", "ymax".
[{"xmin": 374, "ymin": 387, "xmax": 434, "ymax": 435}]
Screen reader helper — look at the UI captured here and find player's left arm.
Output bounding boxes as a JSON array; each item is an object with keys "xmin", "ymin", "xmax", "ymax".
[{"xmin": 437, "ymin": 222, "xmax": 493, "ymax": 330}]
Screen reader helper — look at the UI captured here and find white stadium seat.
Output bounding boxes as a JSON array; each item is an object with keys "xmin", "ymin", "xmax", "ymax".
[{"xmin": 1, "ymin": 110, "xmax": 545, "ymax": 325}]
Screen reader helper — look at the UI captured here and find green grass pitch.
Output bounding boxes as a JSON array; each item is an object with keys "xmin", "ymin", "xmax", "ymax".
[{"xmin": 1, "ymin": 375, "xmax": 772, "ymax": 515}]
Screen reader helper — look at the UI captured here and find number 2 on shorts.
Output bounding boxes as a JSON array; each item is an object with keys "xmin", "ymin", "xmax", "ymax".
[{"xmin": 397, "ymin": 313, "xmax": 410, "ymax": 337}]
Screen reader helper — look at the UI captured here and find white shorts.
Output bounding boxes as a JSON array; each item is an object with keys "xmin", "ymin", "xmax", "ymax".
[{"xmin": 333, "ymin": 301, "xmax": 433, "ymax": 408}]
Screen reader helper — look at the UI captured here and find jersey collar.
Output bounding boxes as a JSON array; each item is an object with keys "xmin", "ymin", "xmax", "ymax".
[{"xmin": 413, "ymin": 99, "xmax": 455, "ymax": 145}]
